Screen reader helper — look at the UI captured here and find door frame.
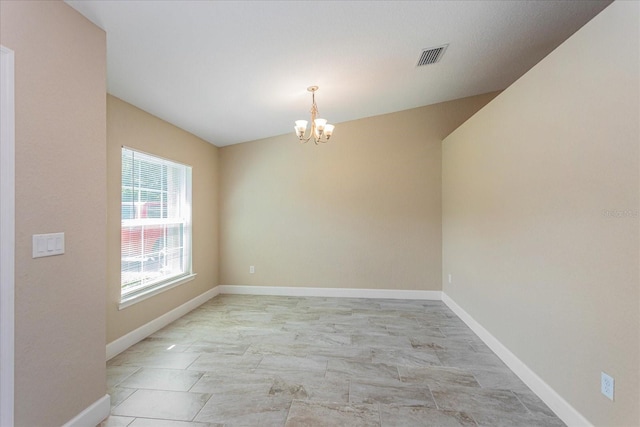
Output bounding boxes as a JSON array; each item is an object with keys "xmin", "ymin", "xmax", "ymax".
[{"xmin": 0, "ymin": 44, "xmax": 15, "ymax": 427}]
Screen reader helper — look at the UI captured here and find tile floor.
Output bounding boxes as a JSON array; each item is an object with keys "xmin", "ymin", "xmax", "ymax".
[{"xmin": 102, "ymin": 295, "xmax": 565, "ymax": 427}]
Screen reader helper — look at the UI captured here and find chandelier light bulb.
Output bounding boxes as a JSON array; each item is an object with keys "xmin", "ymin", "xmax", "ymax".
[
  {"xmin": 324, "ymin": 124, "xmax": 335, "ymax": 139},
  {"xmin": 294, "ymin": 120, "xmax": 308, "ymax": 137},
  {"xmin": 314, "ymin": 118, "xmax": 327, "ymax": 131}
]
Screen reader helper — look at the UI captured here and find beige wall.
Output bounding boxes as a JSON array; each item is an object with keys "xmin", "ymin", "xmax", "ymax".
[
  {"xmin": 219, "ymin": 93, "xmax": 497, "ymax": 290},
  {"xmin": 107, "ymin": 95, "xmax": 219, "ymax": 343},
  {"xmin": 442, "ymin": 2, "xmax": 639, "ymax": 426},
  {"xmin": 0, "ymin": 1, "xmax": 107, "ymax": 425}
]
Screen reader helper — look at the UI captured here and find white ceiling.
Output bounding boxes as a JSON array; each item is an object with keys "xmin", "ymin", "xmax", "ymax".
[{"xmin": 66, "ymin": 0, "xmax": 611, "ymax": 147}]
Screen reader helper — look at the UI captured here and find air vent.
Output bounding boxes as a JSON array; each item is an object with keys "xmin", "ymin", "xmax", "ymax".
[{"xmin": 416, "ymin": 44, "xmax": 448, "ymax": 67}]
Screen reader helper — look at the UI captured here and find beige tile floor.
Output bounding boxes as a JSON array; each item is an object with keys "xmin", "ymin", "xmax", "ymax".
[{"xmin": 101, "ymin": 295, "xmax": 565, "ymax": 427}]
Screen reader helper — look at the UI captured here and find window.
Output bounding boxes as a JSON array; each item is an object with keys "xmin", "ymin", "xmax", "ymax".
[{"xmin": 121, "ymin": 147, "xmax": 193, "ymax": 304}]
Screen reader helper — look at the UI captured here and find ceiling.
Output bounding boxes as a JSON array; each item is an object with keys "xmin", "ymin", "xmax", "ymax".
[{"xmin": 65, "ymin": 0, "xmax": 611, "ymax": 147}]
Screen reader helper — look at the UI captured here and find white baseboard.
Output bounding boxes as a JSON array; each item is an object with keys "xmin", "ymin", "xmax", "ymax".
[
  {"xmin": 62, "ymin": 394, "xmax": 110, "ymax": 427},
  {"xmin": 218, "ymin": 285, "xmax": 442, "ymax": 300},
  {"xmin": 441, "ymin": 293, "xmax": 592, "ymax": 427},
  {"xmin": 106, "ymin": 287, "xmax": 219, "ymax": 360}
]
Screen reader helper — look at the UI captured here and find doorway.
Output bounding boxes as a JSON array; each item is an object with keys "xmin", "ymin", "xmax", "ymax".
[{"xmin": 0, "ymin": 44, "xmax": 15, "ymax": 427}]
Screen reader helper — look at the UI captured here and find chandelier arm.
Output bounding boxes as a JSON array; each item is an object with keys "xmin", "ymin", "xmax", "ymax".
[
  {"xmin": 298, "ymin": 132, "xmax": 312, "ymax": 143},
  {"xmin": 297, "ymin": 119, "xmax": 330, "ymax": 144}
]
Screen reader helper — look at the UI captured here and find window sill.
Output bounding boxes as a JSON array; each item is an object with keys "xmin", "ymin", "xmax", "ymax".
[{"xmin": 119, "ymin": 273, "xmax": 197, "ymax": 310}]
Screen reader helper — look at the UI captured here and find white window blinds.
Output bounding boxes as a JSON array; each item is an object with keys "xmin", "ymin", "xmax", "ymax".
[{"xmin": 121, "ymin": 147, "xmax": 192, "ymax": 302}]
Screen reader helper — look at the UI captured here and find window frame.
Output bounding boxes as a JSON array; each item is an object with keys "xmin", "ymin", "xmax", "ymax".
[{"xmin": 119, "ymin": 147, "xmax": 195, "ymax": 309}]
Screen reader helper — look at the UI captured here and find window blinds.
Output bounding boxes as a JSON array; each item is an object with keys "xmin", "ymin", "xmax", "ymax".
[{"xmin": 121, "ymin": 147, "xmax": 192, "ymax": 301}]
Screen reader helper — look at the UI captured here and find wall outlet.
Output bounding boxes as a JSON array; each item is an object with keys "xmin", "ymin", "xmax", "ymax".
[
  {"xmin": 249, "ymin": 265, "xmax": 255, "ymax": 274},
  {"xmin": 448, "ymin": 274, "xmax": 452, "ymax": 284},
  {"xmin": 601, "ymin": 372, "xmax": 614, "ymax": 400}
]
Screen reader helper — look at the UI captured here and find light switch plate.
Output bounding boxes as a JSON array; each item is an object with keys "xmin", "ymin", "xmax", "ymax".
[{"xmin": 32, "ymin": 232, "xmax": 65, "ymax": 258}]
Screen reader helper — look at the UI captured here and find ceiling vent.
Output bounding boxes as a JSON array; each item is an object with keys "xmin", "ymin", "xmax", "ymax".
[{"xmin": 416, "ymin": 44, "xmax": 448, "ymax": 67}]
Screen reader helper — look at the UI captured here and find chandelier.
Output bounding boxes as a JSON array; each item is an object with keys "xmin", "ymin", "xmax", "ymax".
[{"xmin": 294, "ymin": 86, "xmax": 335, "ymax": 144}]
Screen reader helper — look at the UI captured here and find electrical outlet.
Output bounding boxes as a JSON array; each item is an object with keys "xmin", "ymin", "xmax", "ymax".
[
  {"xmin": 448, "ymin": 274, "xmax": 452, "ymax": 284},
  {"xmin": 249, "ymin": 265, "xmax": 255, "ymax": 274},
  {"xmin": 601, "ymin": 372, "xmax": 614, "ymax": 400}
]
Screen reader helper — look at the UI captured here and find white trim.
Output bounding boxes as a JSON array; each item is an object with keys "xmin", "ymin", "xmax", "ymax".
[
  {"xmin": 107, "ymin": 287, "xmax": 219, "ymax": 360},
  {"xmin": 62, "ymin": 394, "xmax": 110, "ymax": 427},
  {"xmin": 119, "ymin": 273, "xmax": 197, "ymax": 310},
  {"xmin": 0, "ymin": 45, "xmax": 15, "ymax": 427},
  {"xmin": 218, "ymin": 285, "xmax": 442, "ymax": 300},
  {"xmin": 121, "ymin": 145, "xmax": 192, "ymax": 168},
  {"xmin": 441, "ymin": 293, "xmax": 592, "ymax": 427}
]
